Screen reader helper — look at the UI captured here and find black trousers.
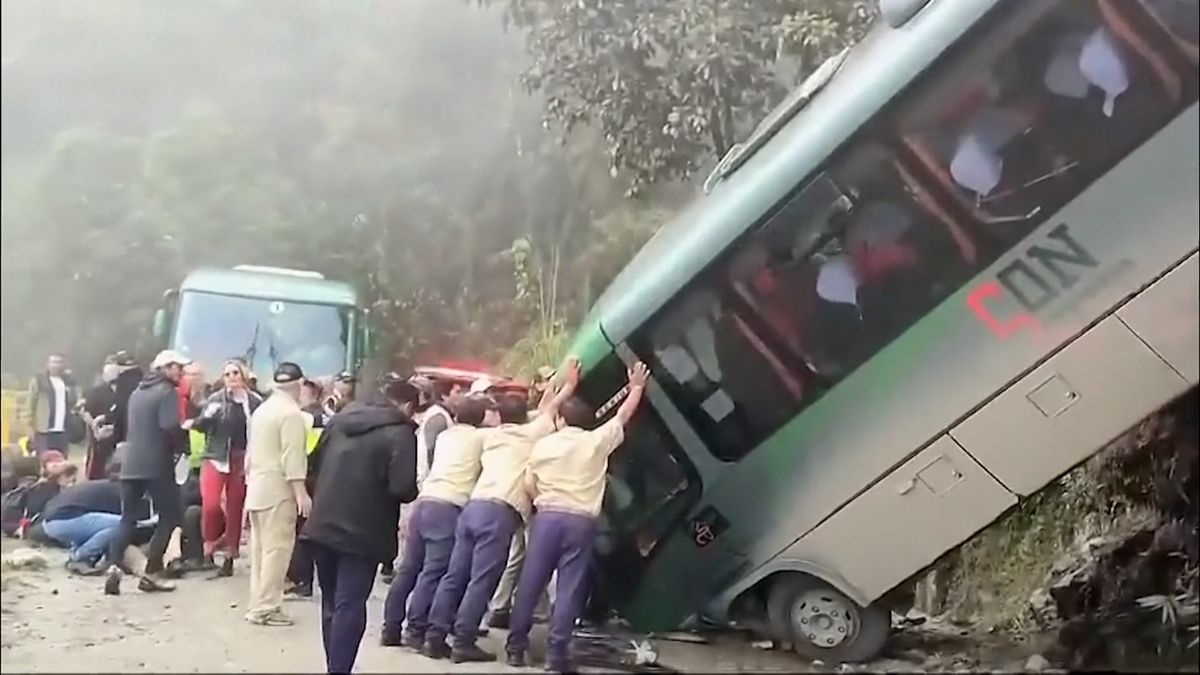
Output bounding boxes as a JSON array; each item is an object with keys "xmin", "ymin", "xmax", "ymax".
[
  {"xmin": 287, "ymin": 517, "xmax": 315, "ymax": 587},
  {"xmin": 108, "ymin": 477, "xmax": 181, "ymax": 574},
  {"xmin": 180, "ymin": 505, "xmax": 204, "ymax": 562}
]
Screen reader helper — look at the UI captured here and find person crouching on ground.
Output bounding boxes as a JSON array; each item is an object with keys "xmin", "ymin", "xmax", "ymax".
[
  {"xmin": 41, "ymin": 460, "xmax": 123, "ymax": 575},
  {"xmin": 505, "ymin": 361, "xmax": 649, "ymax": 671},
  {"xmin": 244, "ymin": 362, "xmax": 312, "ymax": 627},
  {"xmin": 191, "ymin": 359, "xmax": 262, "ymax": 578},
  {"xmin": 105, "ymin": 349, "xmax": 192, "ymax": 593},
  {"xmin": 422, "ymin": 359, "xmax": 580, "ymax": 663},
  {"xmin": 300, "ymin": 375, "xmax": 420, "ymax": 674},
  {"xmin": 381, "ymin": 393, "xmax": 493, "ymax": 650}
]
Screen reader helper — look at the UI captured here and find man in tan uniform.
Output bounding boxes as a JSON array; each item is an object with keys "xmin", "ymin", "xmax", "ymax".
[
  {"xmin": 423, "ymin": 359, "xmax": 580, "ymax": 663},
  {"xmin": 244, "ymin": 362, "xmax": 312, "ymax": 626},
  {"xmin": 505, "ymin": 361, "xmax": 649, "ymax": 671}
]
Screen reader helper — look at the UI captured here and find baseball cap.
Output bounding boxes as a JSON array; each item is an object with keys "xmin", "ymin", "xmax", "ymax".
[
  {"xmin": 469, "ymin": 377, "xmax": 493, "ymax": 395},
  {"xmin": 273, "ymin": 362, "xmax": 305, "ymax": 384},
  {"xmin": 150, "ymin": 349, "xmax": 192, "ymax": 370}
]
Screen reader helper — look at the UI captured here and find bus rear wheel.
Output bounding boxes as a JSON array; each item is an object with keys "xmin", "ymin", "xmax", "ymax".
[{"xmin": 766, "ymin": 575, "xmax": 891, "ymax": 664}]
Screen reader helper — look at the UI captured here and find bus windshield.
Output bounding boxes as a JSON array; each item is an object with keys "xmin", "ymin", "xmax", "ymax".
[{"xmin": 172, "ymin": 291, "xmax": 351, "ymax": 379}]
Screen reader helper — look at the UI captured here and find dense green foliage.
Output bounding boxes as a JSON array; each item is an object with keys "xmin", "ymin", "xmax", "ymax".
[{"xmin": 2, "ymin": 0, "xmax": 873, "ymax": 380}]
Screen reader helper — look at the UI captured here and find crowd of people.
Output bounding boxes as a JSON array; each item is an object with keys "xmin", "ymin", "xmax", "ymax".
[{"xmin": 3, "ymin": 347, "xmax": 650, "ymax": 674}]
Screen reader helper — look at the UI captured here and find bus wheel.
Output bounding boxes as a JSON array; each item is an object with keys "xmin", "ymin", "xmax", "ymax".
[{"xmin": 766, "ymin": 575, "xmax": 891, "ymax": 663}]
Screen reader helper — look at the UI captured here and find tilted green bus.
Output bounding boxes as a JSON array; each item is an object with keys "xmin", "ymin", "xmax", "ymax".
[
  {"xmin": 153, "ymin": 265, "xmax": 377, "ymax": 381},
  {"xmin": 568, "ymin": 0, "xmax": 1199, "ymax": 662}
]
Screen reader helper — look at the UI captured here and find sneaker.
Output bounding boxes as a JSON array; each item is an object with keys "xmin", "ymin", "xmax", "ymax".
[
  {"xmin": 422, "ymin": 638, "xmax": 451, "ymax": 660},
  {"xmin": 487, "ymin": 609, "xmax": 511, "ymax": 629},
  {"xmin": 211, "ymin": 556, "xmax": 234, "ymax": 579},
  {"xmin": 66, "ymin": 559, "xmax": 105, "ymax": 577},
  {"xmin": 401, "ymin": 632, "xmax": 425, "ymax": 651},
  {"xmin": 138, "ymin": 575, "xmax": 176, "ymax": 593},
  {"xmin": 451, "ymin": 644, "xmax": 498, "ymax": 664},
  {"xmin": 544, "ymin": 661, "xmax": 570, "ymax": 674},
  {"xmin": 246, "ymin": 610, "xmax": 294, "ymax": 627},
  {"xmin": 195, "ymin": 556, "xmax": 219, "ymax": 572},
  {"xmin": 506, "ymin": 651, "xmax": 528, "ymax": 668},
  {"xmin": 104, "ymin": 566, "xmax": 122, "ymax": 596}
]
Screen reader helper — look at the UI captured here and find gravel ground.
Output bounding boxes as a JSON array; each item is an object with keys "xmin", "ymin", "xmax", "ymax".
[{"xmin": 1, "ymin": 542, "xmax": 1041, "ymax": 673}]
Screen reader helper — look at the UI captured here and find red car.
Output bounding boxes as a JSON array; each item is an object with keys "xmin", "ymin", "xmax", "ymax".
[{"xmin": 411, "ymin": 363, "xmax": 529, "ymax": 399}]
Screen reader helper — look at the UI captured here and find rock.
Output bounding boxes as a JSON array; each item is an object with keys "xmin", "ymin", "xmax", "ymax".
[
  {"xmin": 1025, "ymin": 654, "xmax": 1051, "ymax": 671},
  {"xmin": 750, "ymin": 639, "xmax": 774, "ymax": 650},
  {"xmin": 51, "ymin": 588, "xmax": 58, "ymax": 595},
  {"xmin": 3, "ymin": 549, "xmax": 47, "ymax": 571}
]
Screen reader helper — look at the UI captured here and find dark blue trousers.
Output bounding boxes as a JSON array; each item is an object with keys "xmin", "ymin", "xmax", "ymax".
[
  {"xmin": 505, "ymin": 510, "xmax": 597, "ymax": 668},
  {"xmin": 382, "ymin": 498, "xmax": 461, "ymax": 640},
  {"xmin": 312, "ymin": 542, "xmax": 378, "ymax": 674},
  {"xmin": 426, "ymin": 499, "xmax": 521, "ymax": 649}
]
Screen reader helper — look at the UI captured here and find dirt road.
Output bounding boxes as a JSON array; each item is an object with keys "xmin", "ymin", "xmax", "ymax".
[{"xmin": 1, "ymin": 542, "xmax": 1038, "ymax": 673}]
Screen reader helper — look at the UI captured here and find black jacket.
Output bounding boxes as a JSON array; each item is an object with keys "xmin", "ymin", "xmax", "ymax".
[
  {"xmin": 192, "ymin": 388, "xmax": 263, "ymax": 464},
  {"xmin": 43, "ymin": 479, "xmax": 124, "ymax": 522},
  {"xmin": 300, "ymin": 398, "xmax": 418, "ymax": 564},
  {"xmin": 120, "ymin": 372, "xmax": 182, "ymax": 481}
]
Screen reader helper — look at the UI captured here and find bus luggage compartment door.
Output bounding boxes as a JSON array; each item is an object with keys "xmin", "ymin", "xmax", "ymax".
[
  {"xmin": 1115, "ymin": 253, "xmax": 1199, "ymax": 385},
  {"xmin": 950, "ymin": 314, "xmax": 1189, "ymax": 498},
  {"xmin": 780, "ymin": 435, "xmax": 1015, "ymax": 604}
]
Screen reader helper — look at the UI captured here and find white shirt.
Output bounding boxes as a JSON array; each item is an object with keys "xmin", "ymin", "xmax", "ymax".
[{"xmin": 49, "ymin": 376, "xmax": 67, "ymax": 432}]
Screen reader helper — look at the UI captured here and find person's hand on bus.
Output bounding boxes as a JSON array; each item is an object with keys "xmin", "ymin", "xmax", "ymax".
[
  {"xmin": 616, "ymin": 362, "xmax": 650, "ymax": 427},
  {"xmin": 628, "ymin": 361, "xmax": 649, "ymax": 390},
  {"xmin": 562, "ymin": 357, "xmax": 581, "ymax": 392}
]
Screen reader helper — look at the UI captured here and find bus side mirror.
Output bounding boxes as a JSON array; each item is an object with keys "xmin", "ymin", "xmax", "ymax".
[{"xmin": 153, "ymin": 308, "xmax": 168, "ymax": 340}]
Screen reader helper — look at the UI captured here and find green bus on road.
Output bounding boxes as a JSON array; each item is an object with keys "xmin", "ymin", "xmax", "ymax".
[
  {"xmin": 570, "ymin": 0, "xmax": 1199, "ymax": 663},
  {"xmin": 153, "ymin": 265, "xmax": 376, "ymax": 382}
]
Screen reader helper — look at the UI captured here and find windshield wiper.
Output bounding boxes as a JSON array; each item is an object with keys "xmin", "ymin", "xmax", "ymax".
[{"xmin": 702, "ymin": 48, "xmax": 850, "ymax": 194}]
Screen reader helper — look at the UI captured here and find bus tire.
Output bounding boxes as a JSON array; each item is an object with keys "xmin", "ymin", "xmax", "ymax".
[{"xmin": 766, "ymin": 575, "xmax": 891, "ymax": 663}]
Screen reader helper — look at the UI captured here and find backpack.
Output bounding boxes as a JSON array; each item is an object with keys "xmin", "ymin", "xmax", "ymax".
[{"xmin": 1, "ymin": 482, "xmax": 34, "ymax": 537}]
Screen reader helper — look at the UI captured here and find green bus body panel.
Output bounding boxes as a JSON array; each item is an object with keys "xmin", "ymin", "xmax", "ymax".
[
  {"xmin": 179, "ymin": 267, "xmax": 359, "ymax": 307},
  {"xmin": 565, "ymin": 0, "xmax": 1200, "ymax": 633},
  {"xmin": 593, "ymin": 0, "xmax": 995, "ymax": 344},
  {"xmin": 618, "ymin": 108, "xmax": 1200, "ymax": 630}
]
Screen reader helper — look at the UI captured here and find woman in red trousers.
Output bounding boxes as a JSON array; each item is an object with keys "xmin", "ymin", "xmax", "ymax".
[{"xmin": 191, "ymin": 359, "xmax": 261, "ymax": 577}]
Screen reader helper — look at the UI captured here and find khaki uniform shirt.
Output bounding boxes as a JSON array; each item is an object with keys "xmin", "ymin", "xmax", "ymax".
[
  {"xmin": 528, "ymin": 419, "xmax": 624, "ymax": 518},
  {"xmin": 470, "ymin": 416, "xmax": 555, "ymax": 519},
  {"xmin": 244, "ymin": 389, "xmax": 308, "ymax": 511},
  {"xmin": 419, "ymin": 425, "xmax": 485, "ymax": 507}
]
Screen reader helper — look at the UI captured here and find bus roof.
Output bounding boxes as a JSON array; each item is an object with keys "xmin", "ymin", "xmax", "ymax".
[
  {"xmin": 180, "ymin": 267, "xmax": 359, "ymax": 307},
  {"xmin": 588, "ymin": 0, "xmax": 996, "ymax": 344}
]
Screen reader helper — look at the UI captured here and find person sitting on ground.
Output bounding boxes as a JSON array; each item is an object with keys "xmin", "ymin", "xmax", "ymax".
[
  {"xmin": 382, "ymin": 394, "xmax": 494, "ymax": 650},
  {"xmin": 505, "ymin": 362, "xmax": 649, "ymax": 671},
  {"xmin": 300, "ymin": 374, "xmax": 420, "ymax": 674}
]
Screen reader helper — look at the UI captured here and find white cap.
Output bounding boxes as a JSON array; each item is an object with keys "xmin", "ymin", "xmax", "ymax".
[
  {"xmin": 469, "ymin": 378, "xmax": 493, "ymax": 394},
  {"xmin": 151, "ymin": 349, "xmax": 192, "ymax": 370}
]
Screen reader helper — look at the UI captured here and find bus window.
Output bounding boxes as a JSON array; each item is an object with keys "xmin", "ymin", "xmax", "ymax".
[
  {"xmin": 631, "ymin": 288, "xmax": 802, "ymax": 461},
  {"xmin": 736, "ymin": 145, "xmax": 980, "ymax": 380},
  {"xmin": 900, "ymin": 0, "xmax": 1193, "ymax": 244},
  {"xmin": 1138, "ymin": 0, "xmax": 1199, "ymax": 62}
]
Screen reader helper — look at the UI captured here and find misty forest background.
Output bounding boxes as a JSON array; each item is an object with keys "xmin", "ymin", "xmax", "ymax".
[{"xmin": 0, "ymin": 0, "xmax": 874, "ymax": 381}]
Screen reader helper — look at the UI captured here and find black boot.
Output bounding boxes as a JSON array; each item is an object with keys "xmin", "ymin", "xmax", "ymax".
[
  {"xmin": 422, "ymin": 638, "xmax": 451, "ymax": 660},
  {"xmin": 451, "ymin": 644, "xmax": 497, "ymax": 663}
]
